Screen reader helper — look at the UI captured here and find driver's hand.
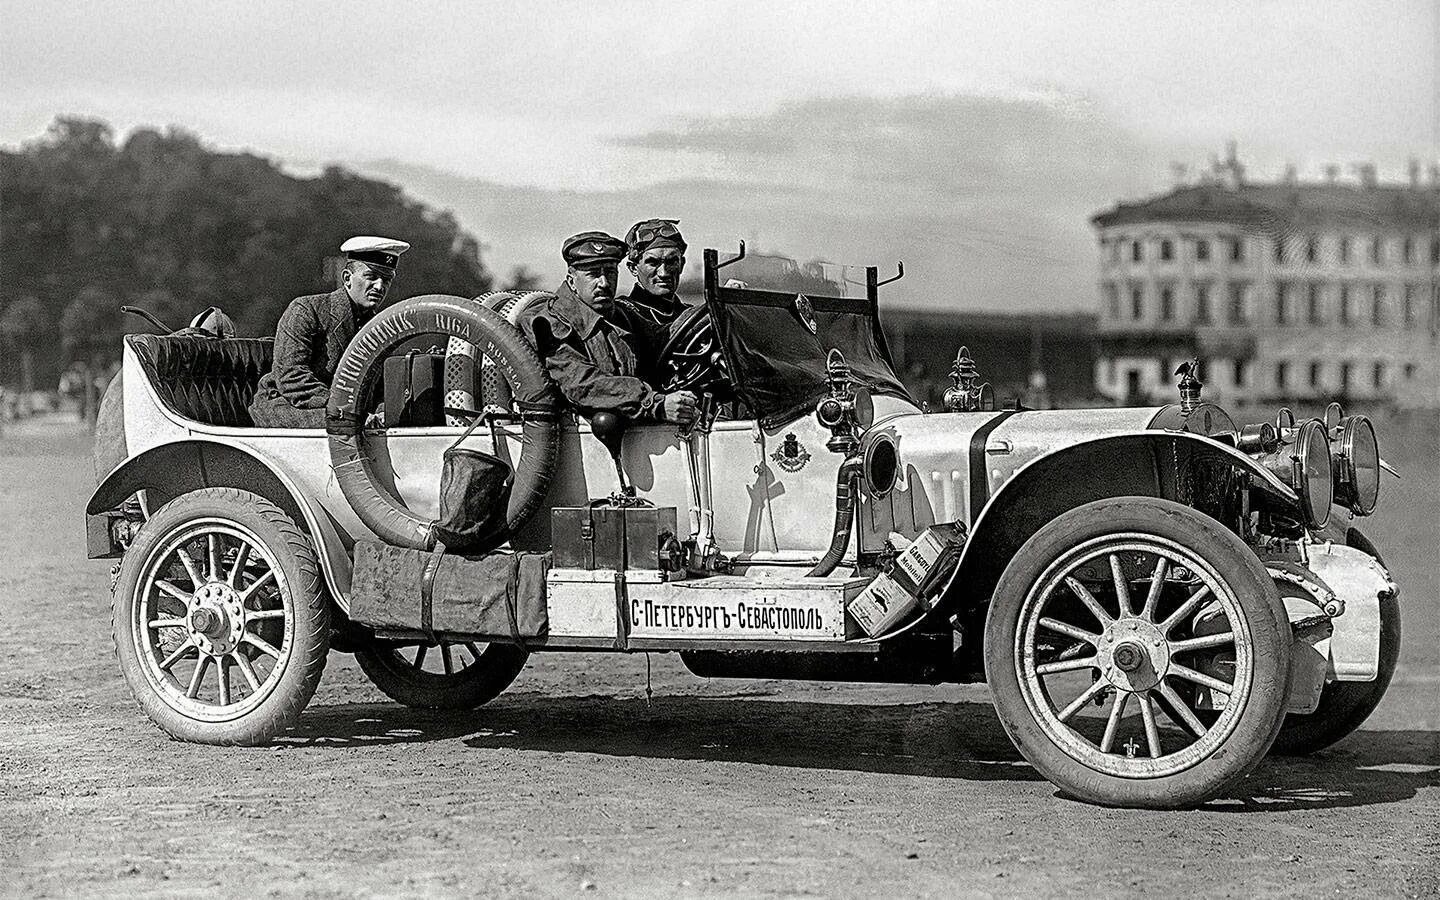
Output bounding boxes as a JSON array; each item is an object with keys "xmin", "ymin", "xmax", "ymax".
[{"xmin": 662, "ymin": 390, "xmax": 698, "ymax": 425}]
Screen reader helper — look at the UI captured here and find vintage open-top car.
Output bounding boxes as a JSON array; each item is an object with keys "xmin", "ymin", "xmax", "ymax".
[{"xmin": 86, "ymin": 246, "xmax": 1399, "ymax": 809}]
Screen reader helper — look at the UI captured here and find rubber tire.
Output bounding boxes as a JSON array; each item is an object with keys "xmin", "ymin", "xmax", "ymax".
[
  {"xmin": 1271, "ymin": 528, "xmax": 1401, "ymax": 755},
  {"xmin": 112, "ymin": 488, "xmax": 330, "ymax": 745},
  {"xmin": 984, "ymin": 497, "xmax": 1291, "ymax": 809},
  {"xmin": 354, "ymin": 642, "xmax": 526, "ymax": 710}
]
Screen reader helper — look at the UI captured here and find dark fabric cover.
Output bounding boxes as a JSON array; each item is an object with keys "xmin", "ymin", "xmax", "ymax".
[
  {"xmin": 127, "ymin": 334, "xmax": 274, "ymax": 427},
  {"xmin": 707, "ymin": 287, "xmax": 911, "ymax": 428},
  {"xmin": 250, "ymin": 287, "xmax": 366, "ymax": 427},
  {"xmin": 350, "ymin": 541, "xmax": 550, "ymax": 640}
]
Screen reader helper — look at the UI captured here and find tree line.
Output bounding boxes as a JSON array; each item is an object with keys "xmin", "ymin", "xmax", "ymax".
[{"xmin": 0, "ymin": 117, "xmax": 497, "ymax": 391}]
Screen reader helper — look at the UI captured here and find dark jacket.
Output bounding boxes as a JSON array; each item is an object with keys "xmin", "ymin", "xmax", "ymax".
[
  {"xmin": 619, "ymin": 285, "xmax": 688, "ymax": 329},
  {"xmin": 516, "ymin": 284, "xmax": 664, "ymax": 421},
  {"xmin": 249, "ymin": 287, "xmax": 366, "ymax": 427}
]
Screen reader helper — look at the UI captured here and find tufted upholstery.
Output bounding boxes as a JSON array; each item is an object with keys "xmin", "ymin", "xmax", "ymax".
[{"xmin": 127, "ymin": 334, "xmax": 274, "ymax": 427}]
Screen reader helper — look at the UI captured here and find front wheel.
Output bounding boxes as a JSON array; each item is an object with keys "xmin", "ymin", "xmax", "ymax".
[
  {"xmin": 985, "ymin": 498, "xmax": 1291, "ymax": 809},
  {"xmin": 355, "ymin": 640, "xmax": 526, "ymax": 710},
  {"xmin": 112, "ymin": 488, "xmax": 330, "ymax": 745}
]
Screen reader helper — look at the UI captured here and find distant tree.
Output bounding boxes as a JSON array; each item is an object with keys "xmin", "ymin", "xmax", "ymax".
[
  {"xmin": 0, "ymin": 295, "xmax": 47, "ymax": 391},
  {"xmin": 60, "ymin": 286, "xmax": 121, "ymax": 367},
  {"xmin": 503, "ymin": 265, "xmax": 542, "ymax": 292},
  {"xmin": 0, "ymin": 116, "xmax": 494, "ymax": 386}
]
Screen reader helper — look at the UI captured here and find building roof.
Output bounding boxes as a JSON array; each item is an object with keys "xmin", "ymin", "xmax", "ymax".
[{"xmin": 1092, "ymin": 181, "xmax": 1440, "ymax": 233}]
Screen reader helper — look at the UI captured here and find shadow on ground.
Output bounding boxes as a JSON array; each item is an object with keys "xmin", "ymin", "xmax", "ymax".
[{"xmin": 279, "ymin": 693, "xmax": 1440, "ymax": 807}]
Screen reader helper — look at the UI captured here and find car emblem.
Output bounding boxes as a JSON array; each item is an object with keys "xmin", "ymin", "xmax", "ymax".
[
  {"xmin": 771, "ymin": 433, "xmax": 811, "ymax": 472},
  {"xmin": 794, "ymin": 293, "xmax": 818, "ymax": 334}
]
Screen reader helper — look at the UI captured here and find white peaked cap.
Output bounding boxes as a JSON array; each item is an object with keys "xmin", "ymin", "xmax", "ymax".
[{"xmin": 339, "ymin": 235, "xmax": 411, "ymax": 268}]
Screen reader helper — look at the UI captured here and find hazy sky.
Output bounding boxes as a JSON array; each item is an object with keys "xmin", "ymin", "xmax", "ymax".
[{"xmin": 4, "ymin": 1, "xmax": 1435, "ymax": 309}]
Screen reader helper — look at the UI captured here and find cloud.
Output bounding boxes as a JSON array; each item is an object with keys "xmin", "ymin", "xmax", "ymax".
[{"xmin": 367, "ymin": 91, "xmax": 1178, "ymax": 313}]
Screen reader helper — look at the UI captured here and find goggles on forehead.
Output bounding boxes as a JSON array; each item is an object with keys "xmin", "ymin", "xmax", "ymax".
[
  {"xmin": 633, "ymin": 220, "xmax": 681, "ymax": 244},
  {"xmin": 627, "ymin": 219, "xmax": 687, "ymax": 258}
]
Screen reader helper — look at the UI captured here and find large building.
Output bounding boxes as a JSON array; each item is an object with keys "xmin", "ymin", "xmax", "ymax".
[{"xmin": 1091, "ymin": 152, "xmax": 1440, "ymax": 407}]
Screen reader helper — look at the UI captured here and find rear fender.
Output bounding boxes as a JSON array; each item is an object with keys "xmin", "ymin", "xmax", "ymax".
[
  {"xmin": 937, "ymin": 431, "xmax": 1298, "ymax": 622},
  {"xmin": 87, "ymin": 439, "xmax": 353, "ymax": 611}
]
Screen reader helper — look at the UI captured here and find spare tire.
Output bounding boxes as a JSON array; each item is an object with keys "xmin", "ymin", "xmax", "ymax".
[{"xmin": 327, "ymin": 294, "xmax": 560, "ymax": 550}]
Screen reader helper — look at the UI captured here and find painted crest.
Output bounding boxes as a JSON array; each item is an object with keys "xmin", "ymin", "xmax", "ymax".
[
  {"xmin": 794, "ymin": 293, "xmax": 818, "ymax": 334},
  {"xmin": 771, "ymin": 433, "xmax": 811, "ymax": 472}
]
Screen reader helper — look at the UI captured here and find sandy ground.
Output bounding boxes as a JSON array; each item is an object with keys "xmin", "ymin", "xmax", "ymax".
[{"xmin": 1, "ymin": 415, "xmax": 1437, "ymax": 899}]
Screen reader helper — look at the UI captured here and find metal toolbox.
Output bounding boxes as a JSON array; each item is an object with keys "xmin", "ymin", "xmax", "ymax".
[{"xmin": 551, "ymin": 505, "xmax": 679, "ymax": 571}]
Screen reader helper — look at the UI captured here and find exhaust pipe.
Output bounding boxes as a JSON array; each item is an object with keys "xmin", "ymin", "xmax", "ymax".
[{"xmin": 807, "ymin": 456, "xmax": 862, "ymax": 577}]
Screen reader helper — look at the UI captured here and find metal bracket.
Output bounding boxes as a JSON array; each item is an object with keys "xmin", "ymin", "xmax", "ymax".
[
  {"xmin": 876, "ymin": 261, "xmax": 905, "ymax": 287},
  {"xmin": 714, "ymin": 240, "xmax": 747, "ymax": 271}
]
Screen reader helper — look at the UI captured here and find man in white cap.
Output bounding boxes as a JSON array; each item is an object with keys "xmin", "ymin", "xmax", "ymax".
[{"xmin": 249, "ymin": 236, "xmax": 409, "ymax": 427}]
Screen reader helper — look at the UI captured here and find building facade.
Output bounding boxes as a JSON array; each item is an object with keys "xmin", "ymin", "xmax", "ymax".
[{"xmin": 1091, "ymin": 159, "xmax": 1440, "ymax": 407}]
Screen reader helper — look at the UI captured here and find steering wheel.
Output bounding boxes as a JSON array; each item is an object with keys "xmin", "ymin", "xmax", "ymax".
[{"xmin": 654, "ymin": 304, "xmax": 733, "ymax": 397}]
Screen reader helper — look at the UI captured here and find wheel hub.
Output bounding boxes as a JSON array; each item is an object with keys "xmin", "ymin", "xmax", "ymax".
[
  {"xmin": 1097, "ymin": 617, "xmax": 1169, "ymax": 692},
  {"xmin": 188, "ymin": 581, "xmax": 246, "ymax": 655}
]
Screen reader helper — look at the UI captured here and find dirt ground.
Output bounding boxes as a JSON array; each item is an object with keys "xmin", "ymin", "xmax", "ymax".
[{"xmin": 2, "ymin": 415, "xmax": 1436, "ymax": 899}]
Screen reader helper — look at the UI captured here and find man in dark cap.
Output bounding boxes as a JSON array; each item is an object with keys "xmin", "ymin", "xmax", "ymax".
[
  {"xmin": 249, "ymin": 236, "xmax": 409, "ymax": 428},
  {"xmin": 516, "ymin": 231, "xmax": 696, "ymax": 426},
  {"xmin": 620, "ymin": 218, "xmax": 689, "ymax": 328}
]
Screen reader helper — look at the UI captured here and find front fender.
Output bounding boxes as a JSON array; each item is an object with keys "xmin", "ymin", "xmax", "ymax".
[
  {"xmin": 87, "ymin": 438, "xmax": 354, "ymax": 611},
  {"xmin": 936, "ymin": 430, "xmax": 1299, "ymax": 621}
]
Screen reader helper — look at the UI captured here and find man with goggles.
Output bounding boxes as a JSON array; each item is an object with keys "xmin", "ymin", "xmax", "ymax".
[{"xmin": 620, "ymin": 218, "xmax": 690, "ymax": 328}]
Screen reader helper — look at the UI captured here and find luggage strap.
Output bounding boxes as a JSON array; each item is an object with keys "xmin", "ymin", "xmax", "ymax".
[
  {"xmin": 503, "ymin": 552, "xmax": 524, "ymax": 647},
  {"xmin": 419, "ymin": 541, "xmax": 446, "ymax": 642}
]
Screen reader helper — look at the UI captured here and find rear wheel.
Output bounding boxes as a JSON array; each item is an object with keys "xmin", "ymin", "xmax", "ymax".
[
  {"xmin": 355, "ymin": 640, "xmax": 526, "ymax": 710},
  {"xmin": 112, "ymin": 488, "xmax": 329, "ymax": 744},
  {"xmin": 985, "ymin": 498, "xmax": 1290, "ymax": 809}
]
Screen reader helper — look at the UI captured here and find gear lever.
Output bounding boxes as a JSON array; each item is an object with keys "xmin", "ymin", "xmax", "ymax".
[{"xmin": 589, "ymin": 411, "xmax": 635, "ymax": 500}]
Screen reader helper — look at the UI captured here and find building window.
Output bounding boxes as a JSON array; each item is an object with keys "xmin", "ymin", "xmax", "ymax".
[
  {"xmin": 1340, "ymin": 362, "xmax": 1353, "ymax": 393},
  {"xmin": 1230, "ymin": 238, "xmax": 1244, "ymax": 262},
  {"xmin": 1403, "ymin": 236, "xmax": 1414, "ymax": 265},
  {"xmin": 1275, "ymin": 361, "xmax": 1289, "ymax": 391},
  {"xmin": 1160, "ymin": 286, "xmax": 1175, "ymax": 321},
  {"xmin": 1338, "ymin": 285, "xmax": 1352, "ymax": 326},
  {"xmin": 1105, "ymin": 283, "xmax": 1120, "ymax": 320},
  {"xmin": 1405, "ymin": 284, "xmax": 1418, "ymax": 327},
  {"xmin": 1339, "ymin": 236, "xmax": 1351, "ymax": 264},
  {"xmin": 1227, "ymin": 283, "xmax": 1248, "ymax": 325},
  {"xmin": 1373, "ymin": 362, "xmax": 1386, "ymax": 390},
  {"xmin": 1195, "ymin": 239, "xmax": 1210, "ymax": 262},
  {"xmin": 1233, "ymin": 359, "xmax": 1247, "ymax": 388},
  {"xmin": 1275, "ymin": 283, "xmax": 1290, "ymax": 325},
  {"xmin": 1372, "ymin": 284, "xmax": 1385, "ymax": 326},
  {"xmin": 1306, "ymin": 237, "xmax": 1318, "ymax": 263},
  {"xmin": 1309, "ymin": 361, "xmax": 1322, "ymax": 388},
  {"xmin": 1370, "ymin": 236, "xmax": 1383, "ymax": 265},
  {"xmin": 1195, "ymin": 284, "xmax": 1212, "ymax": 324},
  {"xmin": 1273, "ymin": 238, "xmax": 1286, "ymax": 263},
  {"xmin": 1160, "ymin": 239, "xmax": 1174, "ymax": 261},
  {"xmin": 1130, "ymin": 286, "xmax": 1144, "ymax": 320},
  {"xmin": 1432, "ymin": 237, "xmax": 1440, "ymax": 265},
  {"xmin": 1405, "ymin": 363, "xmax": 1417, "ymax": 380},
  {"xmin": 1307, "ymin": 284, "xmax": 1323, "ymax": 325},
  {"xmin": 1132, "ymin": 240, "xmax": 1143, "ymax": 262}
]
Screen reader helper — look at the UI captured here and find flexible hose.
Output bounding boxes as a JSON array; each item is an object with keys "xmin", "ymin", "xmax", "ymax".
[{"xmin": 808, "ymin": 456, "xmax": 863, "ymax": 577}]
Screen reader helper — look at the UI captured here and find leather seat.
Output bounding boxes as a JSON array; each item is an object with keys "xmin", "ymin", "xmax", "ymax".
[{"xmin": 128, "ymin": 334, "xmax": 274, "ymax": 427}]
